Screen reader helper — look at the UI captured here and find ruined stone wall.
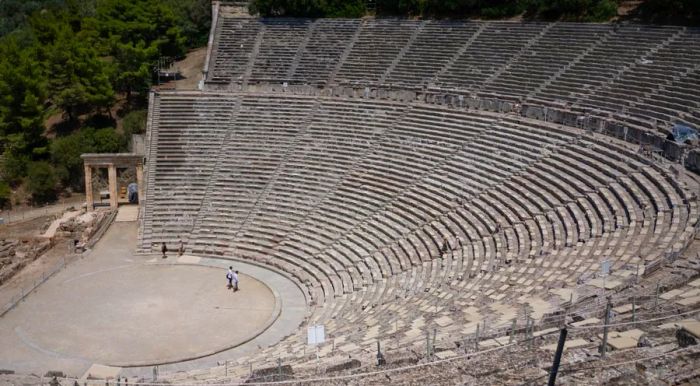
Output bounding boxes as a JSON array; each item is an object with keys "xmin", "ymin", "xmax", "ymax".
[{"xmin": 0, "ymin": 239, "xmax": 50, "ymax": 286}]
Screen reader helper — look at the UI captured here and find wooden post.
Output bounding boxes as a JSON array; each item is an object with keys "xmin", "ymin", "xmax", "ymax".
[
  {"xmin": 655, "ymin": 282, "xmax": 660, "ymax": 308},
  {"xmin": 547, "ymin": 328, "xmax": 568, "ymax": 386},
  {"xmin": 426, "ymin": 330, "xmax": 431, "ymax": 361},
  {"xmin": 432, "ymin": 328, "xmax": 437, "ymax": 355},
  {"xmin": 474, "ymin": 324, "xmax": 480, "ymax": 351},
  {"xmin": 600, "ymin": 297, "xmax": 612, "ymax": 358}
]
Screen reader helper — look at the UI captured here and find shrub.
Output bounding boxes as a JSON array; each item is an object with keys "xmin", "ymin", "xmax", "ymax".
[
  {"xmin": 122, "ymin": 110, "xmax": 148, "ymax": 137},
  {"xmin": 50, "ymin": 127, "xmax": 125, "ymax": 190},
  {"xmin": 0, "ymin": 180, "xmax": 11, "ymax": 208},
  {"xmin": 587, "ymin": 0, "xmax": 617, "ymax": 21},
  {"xmin": 27, "ymin": 161, "xmax": 57, "ymax": 204},
  {"xmin": 251, "ymin": 0, "xmax": 367, "ymax": 17},
  {"xmin": 1, "ymin": 150, "xmax": 30, "ymax": 185}
]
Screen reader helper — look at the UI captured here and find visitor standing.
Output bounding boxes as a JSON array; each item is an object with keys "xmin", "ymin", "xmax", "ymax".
[
  {"xmin": 161, "ymin": 242, "xmax": 168, "ymax": 258},
  {"xmin": 233, "ymin": 270, "xmax": 239, "ymax": 291},
  {"xmin": 178, "ymin": 238, "xmax": 185, "ymax": 256},
  {"xmin": 227, "ymin": 266, "xmax": 234, "ymax": 289}
]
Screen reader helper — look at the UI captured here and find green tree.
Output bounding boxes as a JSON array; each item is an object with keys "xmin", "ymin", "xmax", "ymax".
[
  {"xmin": 0, "ymin": 0, "xmax": 66, "ymax": 37},
  {"xmin": 27, "ymin": 161, "xmax": 57, "ymax": 204},
  {"xmin": 164, "ymin": 0, "xmax": 212, "ymax": 47},
  {"xmin": 111, "ymin": 40, "xmax": 156, "ymax": 99},
  {"xmin": 0, "ymin": 0, "xmax": 211, "ymax": 207},
  {"xmin": 51, "ymin": 129, "xmax": 94, "ymax": 190},
  {"xmin": 0, "ymin": 180, "xmax": 10, "ymax": 208},
  {"xmin": 66, "ymin": 0, "xmax": 97, "ymax": 18},
  {"xmin": 250, "ymin": 0, "xmax": 366, "ymax": 17},
  {"xmin": 324, "ymin": 0, "xmax": 366, "ymax": 17},
  {"xmin": 588, "ymin": 0, "xmax": 617, "ymax": 21},
  {"xmin": 97, "ymin": 0, "xmax": 187, "ymax": 57},
  {"xmin": 50, "ymin": 127, "xmax": 125, "ymax": 190},
  {"xmin": 1, "ymin": 135, "xmax": 31, "ymax": 185},
  {"xmin": 96, "ymin": 0, "xmax": 187, "ymax": 98},
  {"xmin": 92, "ymin": 127, "xmax": 125, "ymax": 152},
  {"xmin": 0, "ymin": 34, "xmax": 48, "ymax": 149},
  {"xmin": 0, "ymin": 34, "xmax": 48, "ymax": 185},
  {"xmin": 250, "ymin": 0, "xmax": 325, "ymax": 17},
  {"xmin": 122, "ymin": 109, "xmax": 148, "ymax": 137},
  {"xmin": 522, "ymin": 0, "xmax": 618, "ymax": 21},
  {"xmin": 637, "ymin": 0, "xmax": 700, "ymax": 24},
  {"xmin": 47, "ymin": 27, "xmax": 114, "ymax": 120}
]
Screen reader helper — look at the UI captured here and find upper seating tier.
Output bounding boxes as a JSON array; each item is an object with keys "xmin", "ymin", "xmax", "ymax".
[{"xmin": 205, "ymin": 18, "xmax": 699, "ymax": 130}]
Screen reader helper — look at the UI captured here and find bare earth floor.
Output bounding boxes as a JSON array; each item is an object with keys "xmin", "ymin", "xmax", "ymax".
[{"xmin": 0, "ymin": 213, "xmax": 306, "ymax": 378}]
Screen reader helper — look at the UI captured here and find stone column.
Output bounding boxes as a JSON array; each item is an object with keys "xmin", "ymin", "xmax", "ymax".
[
  {"xmin": 136, "ymin": 163, "xmax": 144, "ymax": 206},
  {"xmin": 108, "ymin": 165, "xmax": 118, "ymax": 209},
  {"xmin": 84, "ymin": 164, "xmax": 93, "ymax": 211}
]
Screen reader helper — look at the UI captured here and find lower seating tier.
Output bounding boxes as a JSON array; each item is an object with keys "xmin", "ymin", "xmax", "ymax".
[{"xmin": 141, "ymin": 91, "xmax": 698, "ymax": 364}]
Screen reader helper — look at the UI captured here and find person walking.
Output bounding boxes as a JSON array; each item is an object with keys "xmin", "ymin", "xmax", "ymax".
[
  {"xmin": 161, "ymin": 242, "xmax": 168, "ymax": 258},
  {"xmin": 233, "ymin": 270, "xmax": 239, "ymax": 292},
  {"xmin": 227, "ymin": 266, "xmax": 234, "ymax": 289},
  {"xmin": 178, "ymin": 238, "xmax": 185, "ymax": 256}
]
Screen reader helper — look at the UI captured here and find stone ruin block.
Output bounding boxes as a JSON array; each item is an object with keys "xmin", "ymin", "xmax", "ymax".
[
  {"xmin": 676, "ymin": 328, "xmax": 697, "ymax": 348},
  {"xmin": 500, "ymin": 101, "xmax": 514, "ymax": 113},
  {"xmin": 561, "ymin": 111, "xmax": 580, "ymax": 127},
  {"xmin": 250, "ymin": 364, "xmax": 293, "ymax": 381},
  {"xmin": 523, "ymin": 105, "xmax": 544, "ymax": 120},
  {"xmin": 326, "ymin": 358, "xmax": 361, "ymax": 373}
]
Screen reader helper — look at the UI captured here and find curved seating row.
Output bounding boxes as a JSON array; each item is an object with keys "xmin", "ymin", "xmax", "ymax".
[
  {"xmin": 141, "ymin": 92, "xmax": 697, "ymax": 367},
  {"xmin": 206, "ymin": 18, "xmax": 700, "ymax": 129}
]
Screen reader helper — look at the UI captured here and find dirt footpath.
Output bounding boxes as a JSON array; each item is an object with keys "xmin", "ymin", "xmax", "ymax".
[{"xmin": 156, "ymin": 47, "xmax": 206, "ymax": 91}]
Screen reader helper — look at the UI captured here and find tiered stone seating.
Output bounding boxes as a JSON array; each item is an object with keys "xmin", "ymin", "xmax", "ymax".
[
  {"xmin": 334, "ymin": 19, "xmax": 422, "ymax": 84},
  {"xmin": 384, "ymin": 21, "xmax": 482, "ymax": 86},
  {"xmin": 531, "ymin": 25, "xmax": 677, "ymax": 104},
  {"xmin": 250, "ymin": 19, "xmax": 312, "ymax": 82},
  {"xmin": 141, "ymin": 93, "xmax": 239, "ymax": 247},
  {"xmin": 584, "ymin": 28, "xmax": 700, "ymax": 128},
  {"xmin": 207, "ymin": 17, "xmax": 261, "ymax": 83},
  {"xmin": 481, "ymin": 23, "xmax": 612, "ymax": 97},
  {"xmin": 289, "ymin": 19, "xmax": 361, "ymax": 85},
  {"xmin": 204, "ymin": 18, "xmax": 699, "ymax": 132},
  {"xmin": 436, "ymin": 22, "xmax": 549, "ymax": 89},
  {"xmin": 143, "ymin": 93, "xmax": 697, "ymax": 371},
  {"xmin": 134, "ymin": 13, "xmax": 700, "ymax": 381}
]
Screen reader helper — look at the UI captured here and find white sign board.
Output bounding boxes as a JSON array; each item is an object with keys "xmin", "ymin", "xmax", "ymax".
[
  {"xmin": 307, "ymin": 324, "xmax": 325, "ymax": 345},
  {"xmin": 601, "ymin": 260, "xmax": 611, "ymax": 276}
]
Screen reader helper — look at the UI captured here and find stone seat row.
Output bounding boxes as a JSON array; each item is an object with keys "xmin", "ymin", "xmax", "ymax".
[
  {"xmin": 206, "ymin": 17, "xmax": 698, "ymax": 131},
  {"xmin": 142, "ymin": 94, "xmax": 696, "ymax": 322}
]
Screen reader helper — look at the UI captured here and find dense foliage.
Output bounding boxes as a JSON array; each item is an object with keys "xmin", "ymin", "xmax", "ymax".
[
  {"xmin": 250, "ymin": 0, "xmax": 621, "ymax": 20},
  {"xmin": 251, "ymin": 0, "xmax": 700, "ymax": 23},
  {"xmin": 0, "ymin": 0, "xmax": 209, "ymax": 207},
  {"xmin": 0, "ymin": 0, "xmax": 65, "ymax": 37},
  {"xmin": 636, "ymin": 0, "xmax": 700, "ymax": 24},
  {"xmin": 250, "ymin": 0, "xmax": 366, "ymax": 17},
  {"xmin": 27, "ymin": 161, "xmax": 58, "ymax": 204}
]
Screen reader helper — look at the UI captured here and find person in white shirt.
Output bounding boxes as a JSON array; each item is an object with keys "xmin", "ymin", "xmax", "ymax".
[
  {"xmin": 226, "ymin": 266, "xmax": 234, "ymax": 289},
  {"xmin": 232, "ymin": 270, "xmax": 239, "ymax": 292}
]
